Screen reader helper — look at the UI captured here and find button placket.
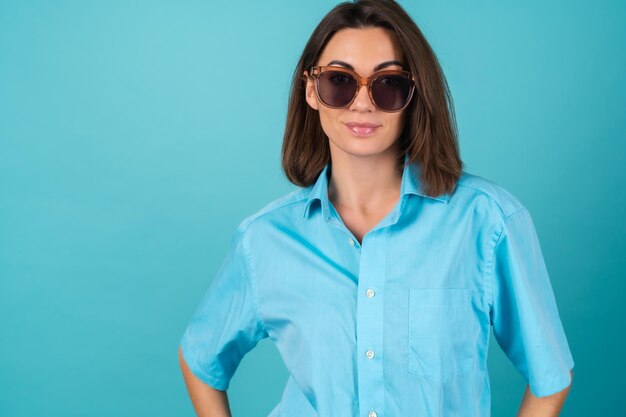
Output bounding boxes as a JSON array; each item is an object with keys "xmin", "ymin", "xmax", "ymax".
[{"xmin": 356, "ymin": 231, "xmax": 386, "ymax": 417}]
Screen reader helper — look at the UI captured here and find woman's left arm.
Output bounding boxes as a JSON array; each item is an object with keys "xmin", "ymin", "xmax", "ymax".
[{"xmin": 516, "ymin": 369, "xmax": 573, "ymax": 417}]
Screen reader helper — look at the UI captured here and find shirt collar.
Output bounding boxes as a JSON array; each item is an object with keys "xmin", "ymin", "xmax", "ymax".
[{"xmin": 302, "ymin": 154, "xmax": 450, "ymax": 219}]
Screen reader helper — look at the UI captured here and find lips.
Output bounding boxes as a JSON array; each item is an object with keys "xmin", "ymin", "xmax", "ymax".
[{"xmin": 344, "ymin": 122, "xmax": 380, "ymax": 137}]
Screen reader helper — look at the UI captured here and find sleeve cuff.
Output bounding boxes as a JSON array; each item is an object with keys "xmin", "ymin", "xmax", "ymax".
[
  {"xmin": 180, "ymin": 341, "xmax": 230, "ymax": 391},
  {"xmin": 529, "ymin": 358, "xmax": 574, "ymax": 397}
]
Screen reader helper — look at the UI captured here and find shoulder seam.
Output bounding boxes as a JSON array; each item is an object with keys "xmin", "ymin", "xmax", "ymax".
[
  {"xmin": 485, "ymin": 205, "xmax": 527, "ymax": 319},
  {"xmin": 504, "ymin": 206, "xmax": 526, "ymax": 221},
  {"xmin": 455, "ymin": 181, "xmax": 525, "ymax": 218},
  {"xmin": 239, "ymin": 226, "xmax": 270, "ymax": 334},
  {"xmin": 239, "ymin": 193, "xmax": 309, "ymax": 233},
  {"xmin": 487, "ymin": 217, "xmax": 506, "ymax": 321}
]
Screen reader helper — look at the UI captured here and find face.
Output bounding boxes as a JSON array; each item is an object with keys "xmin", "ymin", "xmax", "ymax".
[{"xmin": 304, "ymin": 27, "xmax": 408, "ymax": 161}]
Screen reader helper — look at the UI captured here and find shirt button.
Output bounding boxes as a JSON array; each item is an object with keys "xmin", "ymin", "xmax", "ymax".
[
  {"xmin": 365, "ymin": 349, "xmax": 375, "ymax": 359},
  {"xmin": 365, "ymin": 288, "xmax": 375, "ymax": 298},
  {"xmin": 348, "ymin": 238, "xmax": 355, "ymax": 246},
  {"xmin": 368, "ymin": 411, "xmax": 378, "ymax": 417}
]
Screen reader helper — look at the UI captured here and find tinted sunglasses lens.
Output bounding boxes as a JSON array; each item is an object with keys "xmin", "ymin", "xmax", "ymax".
[
  {"xmin": 372, "ymin": 75, "xmax": 413, "ymax": 111},
  {"xmin": 317, "ymin": 71, "xmax": 357, "ymax": 107}
]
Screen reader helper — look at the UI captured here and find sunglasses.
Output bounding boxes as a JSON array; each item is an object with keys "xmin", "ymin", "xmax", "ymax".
[{"xmin": 307, "ymin": 65, "xmax": 416, "ymax": 112}]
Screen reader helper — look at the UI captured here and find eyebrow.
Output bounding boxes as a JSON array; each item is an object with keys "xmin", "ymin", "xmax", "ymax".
[{"xmin": 326, "ymin": 59, "xmax": 405, "ymax": 72}]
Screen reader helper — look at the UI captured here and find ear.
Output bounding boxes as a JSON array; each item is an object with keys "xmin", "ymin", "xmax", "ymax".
[{"xmin": 303, "ymin": 70, "xmax": 319, "ymax": 111}]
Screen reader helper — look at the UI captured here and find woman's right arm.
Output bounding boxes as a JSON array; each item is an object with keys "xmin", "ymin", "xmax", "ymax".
[{"xmin": 179, "ymin": 347, "xmax": 233, "ymax": 417}]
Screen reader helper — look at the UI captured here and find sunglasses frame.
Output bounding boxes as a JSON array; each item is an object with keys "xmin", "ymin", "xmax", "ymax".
[{"xmin": 308, "ymin": 65, "xmax": 417, "ymax": 112}]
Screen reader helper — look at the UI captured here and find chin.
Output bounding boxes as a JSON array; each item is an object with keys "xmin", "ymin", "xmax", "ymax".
[{"xmin": 332, "ymin": 139, "xmax": 397, "ymax": 159}]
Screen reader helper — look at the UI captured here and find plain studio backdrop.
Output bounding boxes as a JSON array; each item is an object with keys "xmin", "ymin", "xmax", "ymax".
[{"xmin": 0, "ymin": 1, "xmax": 624, "ymax": 416}]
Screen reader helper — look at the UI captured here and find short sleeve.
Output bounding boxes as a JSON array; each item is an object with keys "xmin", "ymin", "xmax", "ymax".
[
  {"xmin": 489, "ymin": 207, "xmax": 574, "ymax": 397},
  {"xmin": 180, "ymin": 225, "xmax": 268, "ymax": 391}
]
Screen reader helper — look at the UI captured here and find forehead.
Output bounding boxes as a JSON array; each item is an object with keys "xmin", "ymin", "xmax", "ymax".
[{"xmin": 318, "ymin": 27, "xmax": 404, "ymax": 69}]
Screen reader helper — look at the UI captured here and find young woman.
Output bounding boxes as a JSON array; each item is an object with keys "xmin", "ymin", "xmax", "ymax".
[{"xmin": 179, "ymin": 1, "xmax": 574, "ymax": 416}]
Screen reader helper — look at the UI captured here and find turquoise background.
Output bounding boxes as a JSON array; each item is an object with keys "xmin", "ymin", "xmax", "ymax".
[{"xmin": 1, "ymin": 0, "xmax": 624, "ymax": 415}]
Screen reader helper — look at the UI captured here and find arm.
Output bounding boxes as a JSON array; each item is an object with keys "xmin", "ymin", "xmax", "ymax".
[
  {"xmin": 179, "ymin": 347, "xmax": 233, "ymax": 417},
  {"xmin": 516, "ymin": 369, "xmax": 573, "ymax": 417},
  {"xmin": 490, "ymin": 209, "xmax": 575, "ymax": 416}
]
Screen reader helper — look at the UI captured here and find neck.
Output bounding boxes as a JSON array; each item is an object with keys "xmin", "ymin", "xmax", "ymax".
[{"xmin": 327, "ymin": 152, "xmax": 403, "ymax": 215}]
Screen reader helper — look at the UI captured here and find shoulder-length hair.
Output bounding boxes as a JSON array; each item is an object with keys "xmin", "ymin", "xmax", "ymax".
[{"xmin": 281, "ymin": 0, "xmax": 463, "ymax": 198}]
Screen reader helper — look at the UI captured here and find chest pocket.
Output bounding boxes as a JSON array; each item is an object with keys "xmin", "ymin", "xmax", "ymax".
[{"xmin": 408, "ymin": 288, "xmax": 476, "ymax": 383}]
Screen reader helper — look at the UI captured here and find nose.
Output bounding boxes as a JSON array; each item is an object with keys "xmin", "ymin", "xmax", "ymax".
[{"xmin": 349, "ymin": 81, "xmax": 375, "ymax": 112}]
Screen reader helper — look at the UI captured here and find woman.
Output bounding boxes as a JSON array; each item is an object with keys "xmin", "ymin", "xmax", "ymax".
[{"xmin": 179, "ymin": 1, "xmax": 574, "ymax": 416}]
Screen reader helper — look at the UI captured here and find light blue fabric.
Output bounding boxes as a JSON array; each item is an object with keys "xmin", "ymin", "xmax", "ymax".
[{"xmin": 180, "ymin": 154, "xmax": 574, "ymax": 417}]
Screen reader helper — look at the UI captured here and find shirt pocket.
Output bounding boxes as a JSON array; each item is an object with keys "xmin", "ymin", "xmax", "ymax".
[{"xmin": 408, "ymin": 288, "xmax": 475, "ymax": 383}]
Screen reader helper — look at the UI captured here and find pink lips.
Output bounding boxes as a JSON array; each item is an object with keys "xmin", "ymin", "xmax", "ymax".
[{"xmin": 344, "ymin": 122, "xmax": 380, "ymax": 137}]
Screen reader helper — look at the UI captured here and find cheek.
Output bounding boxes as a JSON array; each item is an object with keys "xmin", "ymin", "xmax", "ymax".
[
  {"xmin": 384, "ymin": 114, "xmax": 405, "ymax": 135},
  {"xmin": 318, "ymin": 108, "xmax": 343, "ymax": 135}
]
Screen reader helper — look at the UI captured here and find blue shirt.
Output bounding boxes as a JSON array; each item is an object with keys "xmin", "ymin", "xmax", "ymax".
[{"xmin": 180, "ymin": 155, "xmax": 574, "ymax": 417}]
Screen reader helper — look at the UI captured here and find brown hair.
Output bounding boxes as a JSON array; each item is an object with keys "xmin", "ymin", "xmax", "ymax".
[{"xmin": 281, "ymin": 0, "xmax": 463, "ymax": 198}]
